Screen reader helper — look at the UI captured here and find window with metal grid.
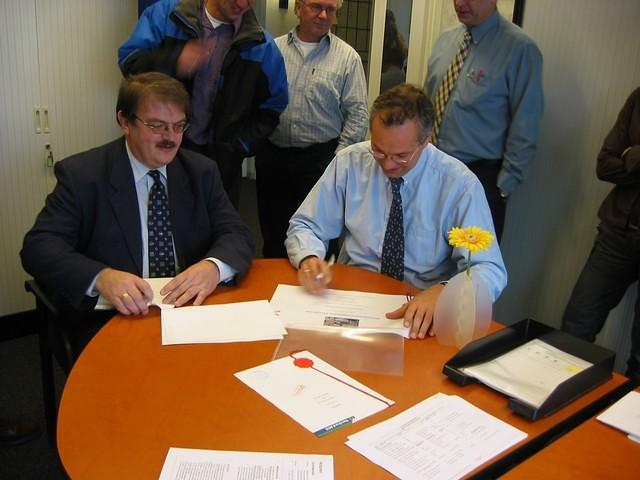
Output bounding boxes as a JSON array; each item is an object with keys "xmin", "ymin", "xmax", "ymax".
[{"xmin": 332, "ymin": 0, "xmax": 373, "ymax": 78}]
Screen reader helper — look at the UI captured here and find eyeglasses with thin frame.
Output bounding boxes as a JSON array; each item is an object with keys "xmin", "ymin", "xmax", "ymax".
[
  {"xmin": 369, "ymin": 139, "xmax": 427, "ymax": 165},
  {"xmin": 133, "ymin": 115, "xmax": 189, "ymax": 134},
  {"xmin": 300, "ymin": 0, "xmax": 337, "ymax": 17}
]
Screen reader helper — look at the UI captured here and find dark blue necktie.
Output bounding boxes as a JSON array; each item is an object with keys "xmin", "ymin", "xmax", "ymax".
[
  {"xmin": 380, "ymin": 177, "xmax": 404, "ymax": 281},
  {"xmin": 148, "ymin": 170, "xmax": 176, "ymax": 278}
]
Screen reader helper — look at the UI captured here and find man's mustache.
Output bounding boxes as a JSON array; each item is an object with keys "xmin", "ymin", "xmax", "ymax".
[{"xmin": 156, "ymin": 140, "xmax": 177, "ymax": 148}]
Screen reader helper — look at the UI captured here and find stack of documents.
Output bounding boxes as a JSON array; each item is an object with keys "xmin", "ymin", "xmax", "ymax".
[
  {"xmin": 460, "ymin": 338, "xmax": 593, "ymax": 408},
  {"xmin": 270, "ymin": 284, "xmax": 409, "ymax": 337},
  {"xmin": 597, "ymin": 390, "xmax": 640, "ymax": 442},
  {"xmin": 159, "ymin": 448, "xmax": 333, "ymax": 480},
  {"xmin": 161, "ymin": 300, "xmax": 286, "ymax": 345},
  {"xmin": 235, "ymin": 350, "xmax": 394, "ymax": 436},
  {"xmin": 346, "ymin": 393, "xmax": 526, "ymax": 480}
]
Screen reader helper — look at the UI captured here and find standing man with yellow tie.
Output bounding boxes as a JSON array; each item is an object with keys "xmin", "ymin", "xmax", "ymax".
[{"xmin": 424, "ymin": 0, "xmax": 543, "ymax": 240}]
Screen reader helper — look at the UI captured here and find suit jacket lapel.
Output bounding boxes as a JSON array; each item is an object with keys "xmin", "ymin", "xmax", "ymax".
[
  {"xmin": 108, "ymin": 138, "xmax": 143, "ymax": 275},
  {"xmin": 167, "ymin": 153, "xmax": 195, "ymax": 268}
]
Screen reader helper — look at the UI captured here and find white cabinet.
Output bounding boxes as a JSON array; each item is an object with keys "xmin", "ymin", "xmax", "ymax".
[{"xmin": 0, "ymin": 0, "xmax": 137, "ymax": 316}]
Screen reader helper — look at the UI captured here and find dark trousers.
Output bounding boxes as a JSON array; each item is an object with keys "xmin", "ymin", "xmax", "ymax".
[
  {"xmin": 181, "ymin": 138, "xmax": 242, "ymax": 209},
  {"xmin": 48, "ymin": 308, "xmax": 115, "ymax": 371},
  {"xmin": 255, "ymin": 139, "xmax": 339, "ymax": 258},
  {"xmin": 561, "ymin": 223, "xmax": 640, "ymax": 380},
  {"xmin": 466, "ymin": 160, "xmax": 506, "ymax": 242},
  {"xmin": 67, "ymin": 310, "xmax": 114, "ymax": 358}
]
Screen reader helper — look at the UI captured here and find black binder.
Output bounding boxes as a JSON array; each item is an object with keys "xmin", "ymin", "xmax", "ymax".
[{"xmin": 443, "ymin": 318, "xmax": 616, "ymax": 421}]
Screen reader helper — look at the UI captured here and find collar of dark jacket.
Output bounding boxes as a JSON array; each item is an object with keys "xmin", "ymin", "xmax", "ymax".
[{"xmin": 172, "ymin": 0, "xmax": 265, "ymax": 47}]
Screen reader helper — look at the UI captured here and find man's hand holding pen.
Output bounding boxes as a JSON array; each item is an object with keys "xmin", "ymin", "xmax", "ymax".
[{"xmin": 298, "ymin": 254, "xmax": 335, "ymax": 294}]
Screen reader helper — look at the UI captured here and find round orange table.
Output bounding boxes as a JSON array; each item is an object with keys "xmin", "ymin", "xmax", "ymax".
[{"xmin": 57, "ymin": 259, "xmax": 629, "ymax": 479}]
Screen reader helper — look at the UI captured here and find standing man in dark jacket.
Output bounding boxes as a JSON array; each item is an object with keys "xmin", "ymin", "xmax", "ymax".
[
  {"xmin": 562, "ymin": 87, "xmax": 640, "ymax": 381},
  {"xmin": 119, "ymin": 0, "xmax": 288, "ymax": 207}
]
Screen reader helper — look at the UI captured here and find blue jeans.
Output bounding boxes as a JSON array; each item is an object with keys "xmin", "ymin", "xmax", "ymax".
[{"xmin": 561, "ymin": 223, "xmax": 640, "ymax": 380}]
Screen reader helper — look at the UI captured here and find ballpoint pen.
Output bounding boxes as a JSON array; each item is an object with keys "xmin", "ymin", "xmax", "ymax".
[{"xmin": 315, "ymin": 254, "xmax": 335, "ymax": 281}]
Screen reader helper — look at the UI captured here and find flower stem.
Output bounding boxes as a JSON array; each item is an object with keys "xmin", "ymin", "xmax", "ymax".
[{"xmin": 465, "ymin": 251, "xmax": 472, "ymax": 277}]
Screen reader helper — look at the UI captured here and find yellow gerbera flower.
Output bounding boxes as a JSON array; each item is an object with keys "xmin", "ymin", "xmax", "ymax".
[{"xmin": 448, "ymin": 226, "xmax": 494, "ymax": 253}]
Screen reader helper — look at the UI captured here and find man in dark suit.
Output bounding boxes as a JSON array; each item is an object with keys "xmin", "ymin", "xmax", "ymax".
[{"xmin": 21, "ymin": 72, "xmax": 254, "ymax": 351}]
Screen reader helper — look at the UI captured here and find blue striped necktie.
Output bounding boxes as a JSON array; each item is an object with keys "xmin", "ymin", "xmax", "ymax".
[
  {"xmin": 380, "ymin": 177, "xmax": 404, "ymax": 281},
  {"xmin": 147, "ymin": 170, "xmax": 176, "ymax": 278}
]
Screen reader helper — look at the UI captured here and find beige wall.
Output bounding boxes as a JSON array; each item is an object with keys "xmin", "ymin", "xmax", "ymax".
[{"xmin": 264, "ymin": 0, "xmax": 299, "ymax": 38}]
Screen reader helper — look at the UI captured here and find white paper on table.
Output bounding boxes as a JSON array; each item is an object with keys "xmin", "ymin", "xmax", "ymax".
[
  {"xmin": 460, "ymin": 338, "xmax": 593, "ymax": 408},
  {"xmin": 161, "ymin": 300, "xmax": 287, "ymax": 345},
  {"xmin": 235, "ymin": 350, "xmax": 394, "ymax": 436},
  {"xmin": 95, "ymin": 277, "xmax": 175, "ymax": 310},
  {"xmin": 597, "ymin": 390, "xmax": 640, "ymax": 440},
  {"xmin": 346, "ymin": 393, "xmax": 527, "ymax": 480},
  {"xmin": 270, "ymin": 284, "xmax": 409, "ymax": 337},
  {"xmin": 159, "ymin": 447, "xmax": 333, "ymax": 480}
]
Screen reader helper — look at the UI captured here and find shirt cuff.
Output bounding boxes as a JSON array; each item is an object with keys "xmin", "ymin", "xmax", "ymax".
[
  {"xmin": 206, "ymin": 257, "xmax": 236, "ymax": 283},
  {"xmin": 85, "ymin": 271, "xmax": 103, "ymax": 297}
]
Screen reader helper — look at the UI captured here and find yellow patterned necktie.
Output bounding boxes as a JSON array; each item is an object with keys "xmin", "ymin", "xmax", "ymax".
[{"xmin": 432, "ymin": 30, "xmax": 471, "ymax": 144}]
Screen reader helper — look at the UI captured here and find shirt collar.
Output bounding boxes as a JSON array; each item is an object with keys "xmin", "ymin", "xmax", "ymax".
[
  {"xmin": 372, "ymin": 142, "xmax": 430, "ymax": 187},
  {"xmin": 399, "ymin": 145, "xmax": 430, "ymax": 186},
  {"xmin": 468, "ymin": 9, "xmax": 499, "ymax": 44},
  {"xmin": 125, "ymin": 139, "xmax": 168, "ymax": 183},
  {"xmin": 204, "ymin": 5, "xmax": 241, "ymax": 33},
  {"xmin": 288, "ymin": 27, "xmax": 332, "ymax": 46}
]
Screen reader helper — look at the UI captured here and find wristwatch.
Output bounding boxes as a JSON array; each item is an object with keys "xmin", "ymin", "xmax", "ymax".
[{"xmin": 499, "ymin": 190, "xmax": 510, "ymax": 200}]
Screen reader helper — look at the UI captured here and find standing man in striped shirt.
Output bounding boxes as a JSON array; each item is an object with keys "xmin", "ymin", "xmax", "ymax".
[{"xmin": 255, "ymin": 0, "xmax": 368, "ymax": 258}]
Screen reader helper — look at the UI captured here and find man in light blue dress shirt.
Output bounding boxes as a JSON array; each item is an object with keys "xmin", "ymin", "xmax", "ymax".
[
  {"xmin": 286, "ymin": 84, "xmax": 507, "ymax": 339},
  {"xmin": 424, "ymin": 0, "xmax": 543, "ymax": 240}
]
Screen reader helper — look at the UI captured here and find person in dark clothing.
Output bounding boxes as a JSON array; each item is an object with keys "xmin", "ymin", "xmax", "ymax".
[
  {"xmin": 21, "ymin": 73, "xmax": 254, "ymax": 356},
  {"xmin": 562, "ymin": 87, "xmax": 640, "ymax": 381},
  {"xmin": 119, "ymin": 0, "xmax": 288, "ymax": 207}
]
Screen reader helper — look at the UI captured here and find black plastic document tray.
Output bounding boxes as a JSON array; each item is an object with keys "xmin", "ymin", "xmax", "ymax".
[{"xmin": 443, "ymin": 318, "xmax": 615, "ymax": 421}]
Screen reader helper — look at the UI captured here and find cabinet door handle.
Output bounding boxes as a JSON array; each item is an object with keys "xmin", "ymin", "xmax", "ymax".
[
  {"xmin": 34, "ymin": 107, "xmax": 42, "ymax": 134},
  {"xmin": 42, "ymin": 106, "xmax": 50, "ymax": 133}
]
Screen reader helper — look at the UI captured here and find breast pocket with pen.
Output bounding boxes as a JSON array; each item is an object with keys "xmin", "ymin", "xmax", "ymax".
[
  {"xmin": 456, "ymin": 66, "xmax": 497, "ymax": 107},
  {"xmin": 305, "ymin": 68, "xmax": 340, "ymax": 105}
]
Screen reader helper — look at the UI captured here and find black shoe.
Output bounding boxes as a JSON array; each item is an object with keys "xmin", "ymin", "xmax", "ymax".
[{"xmin": 0, "ymin": 419, "xmax": 41, "ymax": 447}]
